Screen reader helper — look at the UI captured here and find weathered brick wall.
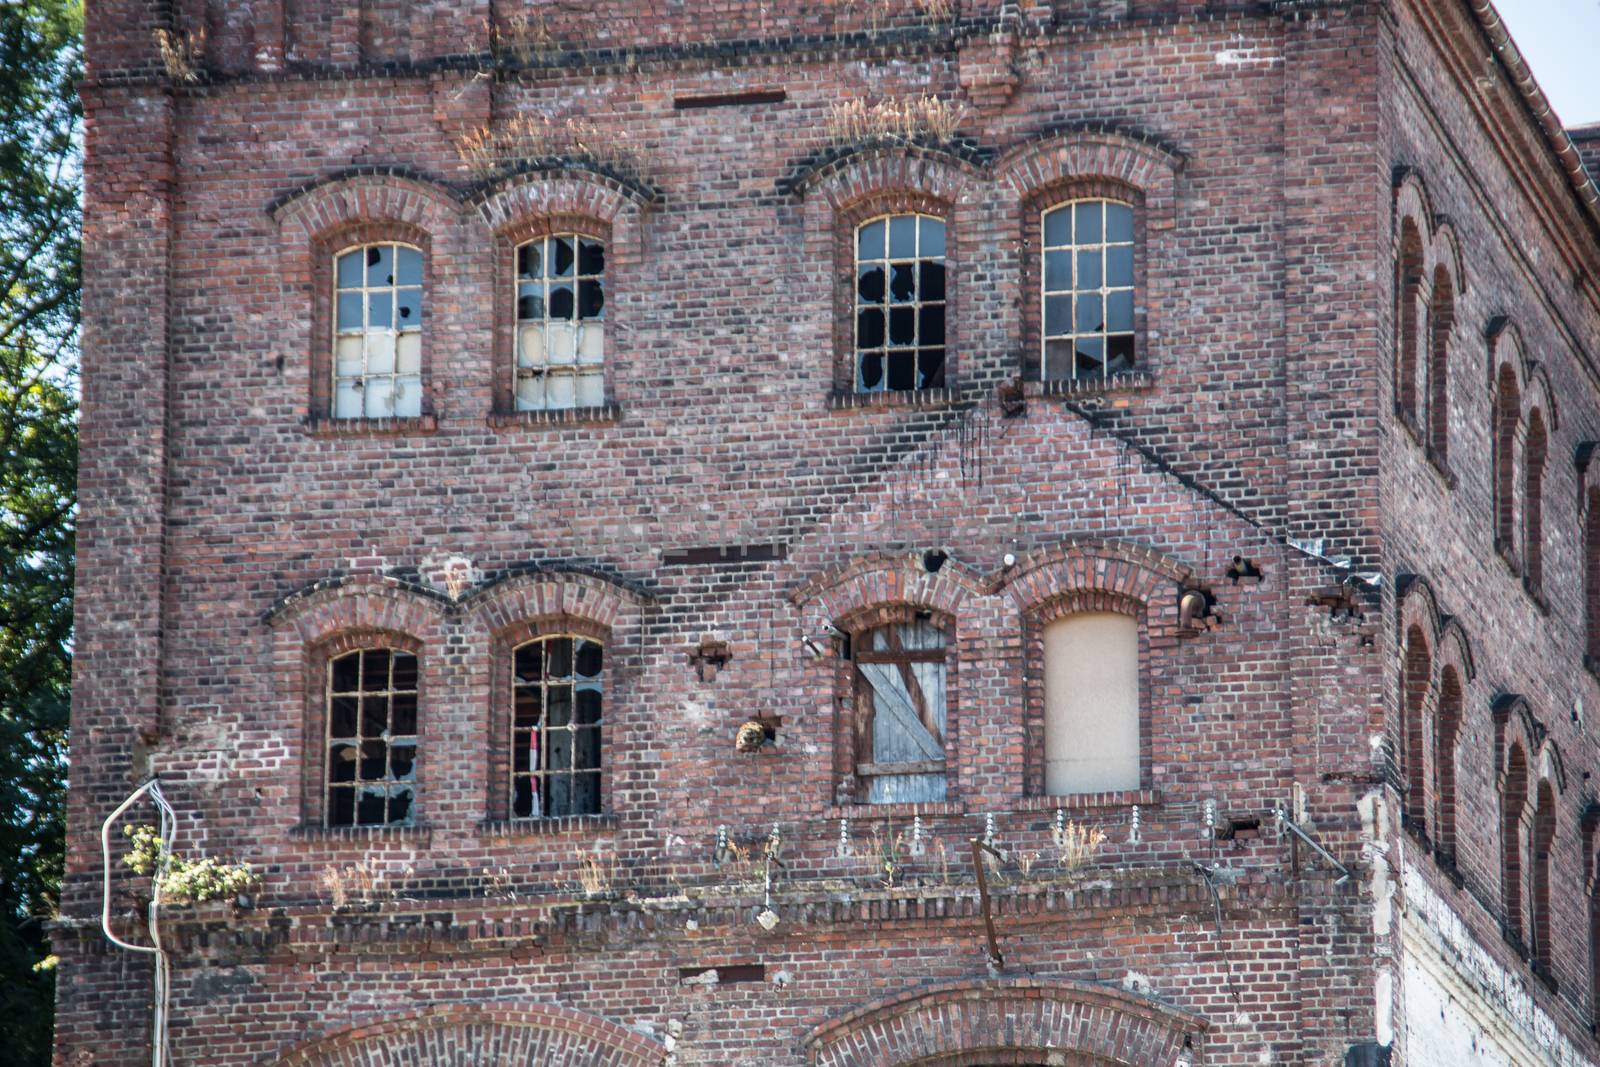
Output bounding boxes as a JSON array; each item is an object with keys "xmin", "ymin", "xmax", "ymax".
[{"xmin": 60, "ymin": 0, "xmax": 1600, "ymax": 1064}]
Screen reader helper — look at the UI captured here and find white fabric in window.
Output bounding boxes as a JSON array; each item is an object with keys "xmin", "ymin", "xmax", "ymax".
[{"xmin": 1043, "ymin": 612, "xmax": 1139, "ymax": 793}]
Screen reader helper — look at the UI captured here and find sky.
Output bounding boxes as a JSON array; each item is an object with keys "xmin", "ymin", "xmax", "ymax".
[{"xmin": 1495, "ymin": 0, "xmax": 1600, "ymax": 127}]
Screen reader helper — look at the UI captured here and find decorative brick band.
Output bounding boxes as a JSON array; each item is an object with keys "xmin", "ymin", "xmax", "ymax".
[
  {"xmin": 802, "ymin": 977, "xmax": 1206, "ymax": 1067},
  {"xmin": 265, "ymin": 1002, "xmax": 664, "ymax": 1067}
]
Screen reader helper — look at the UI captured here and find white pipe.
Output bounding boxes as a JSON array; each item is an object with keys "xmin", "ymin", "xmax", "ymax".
[{"xmin": 100, "ymin": 776, "xmax": 176, "ymax": 1067}]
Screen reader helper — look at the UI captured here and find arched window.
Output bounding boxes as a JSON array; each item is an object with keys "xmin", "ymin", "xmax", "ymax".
[
  {"xmin": 1428, "ymin": 266, "xmax": 1454, "ymax": 464},
  {"xmin": 1434, "ymin": 665, "xmax": 1463, "ymax": 865},
  {"xmin": 1041, "ymin": 199, "xmax": 1135, "ymax": 382},
  {"xmin": 333, "ymin": 243, "xmax": 423, "ymax": 418},
  {"xmin": 1531, "ymin": 781, "xmax": 1557, "ymax": 974},
  {"xmin": 855, "ymin": 214, "xmax": 946, "ymax": 392},
  {"xmin": 514, "ymin": 234, "xmax": 606, "ymax": 410},
  {"xmin": 325, "ymin": 647, "xmax": 419, "ymax": 826},
  {"xmin": 511, "ymin": 635, "xmax": 603, "ymax": 818},
  {"xmin": 1041, "ymin": 611, "xmax": 1140, "ymax": 793},
  {"xmin": 1493, "ymin": 362, "xmax": 1520, "ymax": 556},
  {"xmin": 849, "ymin": 616, "xmax": 950, "ymax": 803},
  {"xmin": 1587, "ymin": 488, "xmax": 1600, "ymax": 665},
  {"xmin": 1503, "ymin": 743, "xmax": 1529, "ymax": 944},
  {"xmin": 1524, "ymin": 409, "xmax": 1548, "ymax": 598},
  {"xmin": 1395, "ymin": 218, "xmax": 1425, "ymax": 425},
  {"xmin": 1401, "ymin": 624, "xmax": 1431, "ymax": 835}
]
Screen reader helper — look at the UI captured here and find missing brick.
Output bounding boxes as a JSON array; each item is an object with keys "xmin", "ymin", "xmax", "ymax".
[
  {"xmin": 678, "ymin": 963, "xmax": 766, "ymax": 985},
  {"xmin": 673, "ymin": 90, "xmax": 787, "ymax": 110}
]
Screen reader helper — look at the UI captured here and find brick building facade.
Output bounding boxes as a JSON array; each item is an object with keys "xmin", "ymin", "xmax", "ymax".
[{"xmin": 56, "ymin": 1, "xmax": 1600, "ymax": 1064}]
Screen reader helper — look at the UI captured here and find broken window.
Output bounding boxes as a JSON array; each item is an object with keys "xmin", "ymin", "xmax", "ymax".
[
  {"xmin": 515, "ymin": 234, "xmax": 606, "ymax": 411},
  {"xmin": 855, "ymin": 214, "xmax": 946, "ymax": 392},
  {"xmin": 852, "ymin": 618, "xmax": 949, "ymax": 803},
  {"xmin": 1041, "ymin": 199, "xmax": 1135, "ymax": 381},
  {"xmin": 512, "ymin": 635, "xmax": 603, "ymax": 818},
  {"xmin": 326, "ymin": 648, "xmax": 419, "ymax": 827},
  {"xmin": 333, "ymin": 243, "xmax": 424, "ymax": 418},
  {"xmin": 1042, "ymin": 612, "xmax": 1139, "ymax": 793}
]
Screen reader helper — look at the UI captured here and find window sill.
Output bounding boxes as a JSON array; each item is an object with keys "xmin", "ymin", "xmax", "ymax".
[
  {"xmin": 1494, "ymin": 538, "xmax": 1521, "ymax": 579},
  {"xmin": 825, "ymin": 801, "xmax": 967, "ymax": 819},
  {"xmin": 1423, "ymin": 447, "xmax": 1457, "ymax": 490},
  {"xmin": 479, "ymin": 814, "xmax": 617, "ymax": 837},
  {"xmin": 305, "ymin": 414, "xmax": 438, "ymax": 436},
  {"xmin": 1034, "ymin": 371, "xmax": 1154, "ymax": 399},
  {"xmin": 291, "ymin": 822, "xmax": 434, "ymax": 844},
  {"xmin": 1013, "ymin": 790, "xmax": 1161, "ymax": 812},
  {"xmin": 827, "ymin": 388, "xmax": 966, "ymax": 412},
  {"xmin": 488, "ymin": 404, "xmax": 622, "ymax": 429}
]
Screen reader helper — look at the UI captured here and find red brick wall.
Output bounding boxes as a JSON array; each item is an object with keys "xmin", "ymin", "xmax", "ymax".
[{"xmin": 59, "ymin": 1, "xmax": 1600, "ymax": 1064}]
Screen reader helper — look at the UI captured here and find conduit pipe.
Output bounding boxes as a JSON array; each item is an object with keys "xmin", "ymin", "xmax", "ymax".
[{"xmin": 101, "ymin": 776, "xmax": 175, "ymax": 1067}]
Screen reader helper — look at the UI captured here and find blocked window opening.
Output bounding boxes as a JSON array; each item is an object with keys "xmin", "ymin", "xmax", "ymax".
[
  {"xmin": 1395, "ymin": 219, "xmax": 1425, "ymax": 425},
  {"xmin": 333, "ymin": 243, "xmax": 423, "ymax": 419},
  {"xmin": 1042, "ymin": 199, "xmax": 1135, "ymax": 382},
  {"xmin": 326, "ymin": 648, "xmax": 419, "ymax": 827},
  {"xmin": 1428, "ymin": 266, "xmax": 1454, "ymax": 463},
  {"xmin": 1531, "ymin": 780, "xmax": 1557, "ymax": 974},
  {"xmin": 1493, "ymin": 363, "xmax": 1520, "ymax": 555},
  {"xmin": 1401, "ymin": 625, "xmax": 1431, "ymax": 835},
  {"xmin": 1524, "ymin": 409, "xmax": 1548, "ymax": 598},
  {"xmin": 1502, "ymin": 743, "xmax": 1529, "ymax": 945},
  {"xmin": 515, "ymin": 234, "xmax": 606, "ymax": 411},
  {"xmin": 853, "ymin": 619, "xmax": 948, "ymax": 803},
  {"xmin": 512, "ymin": 635, "xmax": 602, "ymax": 818},
  {"xmin": 1042, "ymin": 612, "xmax": 1139, "ymax": 794},
  {"xmin": 1434, "ymin": 666, "xmax": 1462, "ymax": 865},
  {"xmin": 1586, "ymin": 489, "xmax": 1600, "ymax": 663},
  {"xmin": 855, "ymin": 214, "xmax": 946, "ymax": 392}
]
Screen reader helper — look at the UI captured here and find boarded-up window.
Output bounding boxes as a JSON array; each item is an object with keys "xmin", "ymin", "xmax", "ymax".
[
  {"xmin": 1042, "ymin": 612, "xmax": 1139, "ymax": 793},
  {"xmin": 853, "ymin": 619, "xmax": 948, "ymax": 803}
]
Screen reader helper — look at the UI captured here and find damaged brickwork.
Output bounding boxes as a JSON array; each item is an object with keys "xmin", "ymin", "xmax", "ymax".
[{"xmin": 59, "ymin": 0, "xmax": 1600, "ymax": 1065}]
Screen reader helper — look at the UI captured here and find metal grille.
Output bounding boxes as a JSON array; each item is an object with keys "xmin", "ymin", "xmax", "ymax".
[
  {"xmin": 333, "ymin": 243, "xmax": 423, "ymax": 418},
  {"xmin": 855, "ymin": 214, "xmax": 947, "ymax": 392},
  {"xmin": 515, "ymin": 234, "xmax": 606, "ymax": 410},
  {"xmin": 512, "ymin": 636, "xmax": 603, "ymax": 818},
  {"xmin": 1041, "ymin": 199, "xmax": 1135, "ymax": 381},
  {"xmin": 326, "ymin": 648, "xmax": 419, "ymax": 826}
]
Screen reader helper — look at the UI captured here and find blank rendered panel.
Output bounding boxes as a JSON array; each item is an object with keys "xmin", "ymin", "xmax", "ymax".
[{"xmin": 1043, "ymin": 612, "xmax": 1139, "ymax": 794}]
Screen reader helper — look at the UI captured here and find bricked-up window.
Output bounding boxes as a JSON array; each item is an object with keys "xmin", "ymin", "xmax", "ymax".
[
  {"xmin": 1401, "ymin": 625, "xmax": 1431, "ymax": 835},
  {"xmin": 511, "ymin": 636, "xmax": 602, "ymax": 818},
  {"xmin": 1042, "ymin": 199, "xmax": 1135, "ymax": 381},
  {"xmin": 852, "ymin": 619, "xmax": 949, "ymax": 803},
  {"xmin": 1502, "ymin": 743, "xmax": 1529, "ymax": 945},
  {"xmin": 1524, "ymin": 409, "xmax": 1548, "ymax": 599},
  {"xmin": 1434, "ymin": 666, "xmax": 1463, "ymax": 866},
  {"xmin": 1042, "ymin": 612, "xmax": 1139, "ymax": 793},
  {"xmin": 515, "ymin": 234, "xmax": 606, "ymax": 410},
  {"xmin": 855, "ymin": 214, "xmax": 946, "ymax": 392},
  {"xmin": 1428, "ymin": 266, "xmax": 1455, "ymax": 465},
  {"xmin": 1493, "ymin": 363, "xmax": 1520, "ymax": 557},
  {"xmin": 333, "ymin": 244, "xmax": 423, "ymax": 418},
  {"xmin": 1586, "ymin": 489, "xmax": 1600, "ymax": 665},
  {"xmin": 1530, "ymin": 780, "xmax": 1557, "ymax": 974},
  {"xmin": 326, "ymin": 648, "xmax": 418, "ymax": 826},
  {"xmin": 1396, "ymin": 219, "xmax": 1425, "ymax": 426}
]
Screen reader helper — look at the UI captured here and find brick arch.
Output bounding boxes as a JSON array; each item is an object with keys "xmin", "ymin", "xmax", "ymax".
[
  {"xmin": 264, "ymin": 572, "xmax": 451, "ymax": 643},
  {"xmin": 989, "ymin": 538, "xmax": 1192, "ymax": 623},
  {"xmin": 463, "ymin": 568, "xmax": 652, "ymax": 635},
  {"xmin": 993, "ymin": 126, "xmax": 1182, "ymax": 220},
  {"xmin": 263, "ymin": 1002, "xmax": 664, "ymax": 1067},
  {"xmin": 1488, "ymin": 322, "xmax": 1528, "ymax": 560},
  {"xmin": 788, "ymin": 551, "xmax": 983, "ymax": 632},
  {"xmin": 786, "ymin": 144, "xmax": 982, "ymax": 207},
  {"xmin": 802, "ymin": 978, "xmax": 1207, "ymax": 1067}
]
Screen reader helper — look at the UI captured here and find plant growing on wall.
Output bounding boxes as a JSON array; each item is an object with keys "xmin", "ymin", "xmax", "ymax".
[{"xmin": 123, "ymin": 825, "xmax": 257, "ymax": 906}]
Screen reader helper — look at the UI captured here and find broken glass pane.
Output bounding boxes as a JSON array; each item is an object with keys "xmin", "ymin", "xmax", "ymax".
[
  {"xmin": 395, "ymin": 288, "xmax": 421, "ymax": 324},
  {"xmin": 386, "ymin": 788, "xmax": 413, "ymax": 824},
  {"xmin": 518, "ymin": 242, "xmax": 543, "ymax": 279},
  {"xmin": 889, "ymin": 215, "xmax": 917, "ymax": 259},
  {"xmin": 577, "ymin": 280, "xmax": 604, "ymax": 320},
  {"xmin": 579, "ymin": 239, "xmax": 605, "ymax": 276},
  {"xmin": 889, "ymin": 263, "xmax": 916, "ymax": 303},
  {"xmin": 857, "ymin": 309, "xmax": 885, "ymax": 349},
  {"xmin": 1076, "ymin": 294, "xmax": 1104, "ymax": 334},
  {"xmin": 390, "ymin": 743, "xmax": 416, "ymax": 781},
  {"xmin": 359, "ymin": 739, "xmax": 386, "ymax": 780},
  {"xmin": 391, "ymin": 653, "xmax": 417, "ymax": 691},
  {"xmin": 889, "ymin": 307, "xmax": 915, "ymax": 345},
  {"xmin": 857, "ymin": 266, "xmax": 885, "ymax": 304},
  {"xmin": 515, "ymin": 644, "xmax": 543, "ymax": 684},
  {"xmin": 1107, "ymin": 290, "xmax": 1133, "ymax": 333},
  {"xmin": 857, "ymin": 219, "xmax": 885, "ymax": 260},
  {"xmin": 919, "ymin": 348, "xmax": 945, "ymax": 389},
  {"xmin": 332, "ymin": 653, "xmax": 360, "ymax": 693},
  {"xmin": 576, "ymin": 640, "xmax": 602, "ymax": 677},
  {"xmin": 360, "ymin": 650, "xmax": 390, "ymax": 689},
  {"xmin": 859, "ymin": 352, "xmax": 884, "ymax": 391},
  {"xmin": 920, "ymin": 261, "xmax": 945, "ymax": 302},
  {"xmin": 329, "ymin": 697, "xmax": 359, "ymax": 738},
  {"xmin": 390, "ymin": 692, "xmax": 417, "ymax": 735},
  {"xmin": 328, "ymin": 743, "xmax": 357, "ymax": 782},
  {"xmin": 337, "ymin": 251, "xmax": 363, "ymax": 288},
  {"xmin": 887, "ymin": 350, "xmax": 915, "ymax": 391},
  {"xmin": 551, "ymin": 236, "xmax": 575, "ymax": 276},
  {"xmin": 919, "ymin": 216, "xmax": 945, "ymax": 257},
  {"xmin": 513, "ymin": 777, "xmax": 534, "ymax": 818},
  {"xmin": 548, "ymin": 639, "xmax": 574, "ymax": 678},
  {"xmin": 396, "ymin": 246, "xmax": 423, "ymax": 286},
  {"xmin": 1107, "ymin": 334, "xmax": 1135, "ymax": 373},
  {"xmin": 1075, "ymin": 337, "xmax": 1105, "ymax": 375},
  {"xmin": 549, "ymin": 283, "xmax": 574, "ymax": 320},
  {"xmin": 517, "ymin": 284, "xmax": 545, "ymax": 321},
  {"xmin": 356, "ymin": 788, "xmax": 387, "ymax": 825},
  {"xmin": 328, "ymin": 786, "xmax": 355, "ymax": 826},
  {"xmin": 576, "ymin": 688, "xmax": 601, "ymax": 725},
  {"xmin": 361, "ymin": 696, "xmax": 388, "ymax": 736},
  {"xmin": 918, "ymin": 305, "xmax": 945, "ymax": 346},
  {"xmin": 546, "ymin": 729, "xmax": 572, "ymax": 771},
  {"xmin": 365, "ymin": 244, "xmax": 393, "ymax": 286}
]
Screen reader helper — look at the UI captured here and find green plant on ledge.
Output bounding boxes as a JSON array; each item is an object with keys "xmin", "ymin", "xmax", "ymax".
[{"xmin": 123, "ymin": 824, "xmax": 258, "ymax": 906}]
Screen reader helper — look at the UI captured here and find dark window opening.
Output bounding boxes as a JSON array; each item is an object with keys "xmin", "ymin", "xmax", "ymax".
[
  {"xmin": 326, "ymin": 648, "xmax": 419, "ymax": 827},
  {"xmin": 512, "ymin": 636, "xmax": 603, "ymax": 819}
]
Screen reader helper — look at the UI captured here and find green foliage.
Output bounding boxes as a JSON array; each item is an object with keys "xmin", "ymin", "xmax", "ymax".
[
  {"xmin": 122, "ymin": 825, "xmax": 258, "ymax": 906},
  {"xmin": 0, "ymin": 0, "xmax": 82, "ymax": 1061}
]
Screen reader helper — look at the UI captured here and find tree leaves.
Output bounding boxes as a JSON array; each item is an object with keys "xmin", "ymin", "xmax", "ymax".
[{"xmin": 0, "ymin": 1, "xmax": 81, "ymax": 1061}]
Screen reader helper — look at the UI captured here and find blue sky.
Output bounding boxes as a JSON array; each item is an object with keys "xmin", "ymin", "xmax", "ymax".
[{"xmin": 1496, "ymin": 0, "xmax": 1599, "ymax": 127}]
